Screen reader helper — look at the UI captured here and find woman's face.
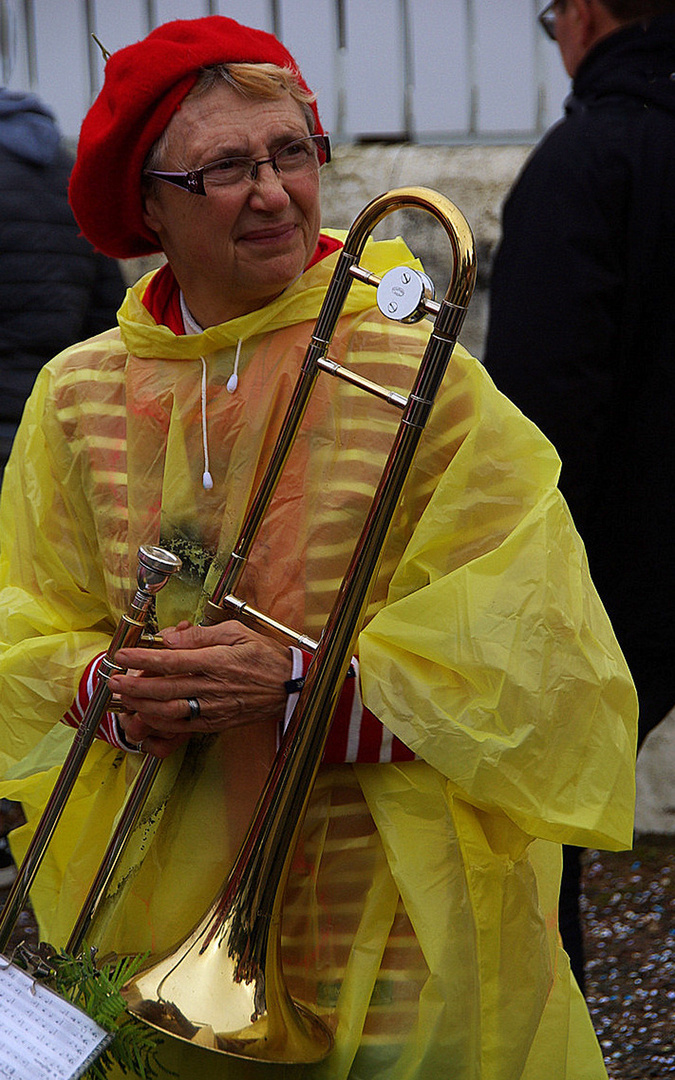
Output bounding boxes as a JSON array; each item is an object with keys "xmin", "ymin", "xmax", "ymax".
[{"xmin": 142, "ymin": 82, "xmax": 322, "ymax": 327}]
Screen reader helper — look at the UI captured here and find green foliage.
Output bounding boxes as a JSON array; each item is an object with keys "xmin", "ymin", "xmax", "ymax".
[{"xmin": 43, "ymin": 947, "xmax": 165, "ymax": 1079}]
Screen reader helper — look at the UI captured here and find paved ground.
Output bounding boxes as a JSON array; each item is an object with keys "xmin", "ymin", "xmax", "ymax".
[
  {"xmin": 1, "ymin": 800, "xmax": 673, "ymax": 1077},
  {"xmin": 583, "ymin": 837, "xmax": 675, "ymax": 1079}
]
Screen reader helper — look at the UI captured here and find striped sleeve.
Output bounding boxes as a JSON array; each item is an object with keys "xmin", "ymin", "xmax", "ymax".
[
  {"xmin": 61, "ymin": 652, "xmax": 138, "ymax": 751},
  {"xmin": 284, "ymin": 649, "xmax": 416, "ymax": 765}
]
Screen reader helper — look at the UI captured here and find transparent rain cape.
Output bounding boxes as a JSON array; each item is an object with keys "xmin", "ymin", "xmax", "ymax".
[{"xmin": 0, "ymin": 232, "xmax": 636, "ymax": 1079}]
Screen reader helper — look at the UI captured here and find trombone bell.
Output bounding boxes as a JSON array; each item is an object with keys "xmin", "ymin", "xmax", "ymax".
[{"xmin": 124, "ymin": 899, "xmax": 333, "ymax": 1062}]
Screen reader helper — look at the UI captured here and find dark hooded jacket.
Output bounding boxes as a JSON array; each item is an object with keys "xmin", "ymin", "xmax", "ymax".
[
  {"xmin": 0, "ymin": 89, "xmax": 126, "ymax": 466},
  {"xmin": 484, "ymin": 15, "xmax": 675, "ymax": 742}
]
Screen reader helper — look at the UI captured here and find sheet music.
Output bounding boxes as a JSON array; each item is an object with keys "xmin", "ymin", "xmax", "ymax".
[{"xmin": 0, "ymin": 958, "xmax": 111, "ymax": 1080}]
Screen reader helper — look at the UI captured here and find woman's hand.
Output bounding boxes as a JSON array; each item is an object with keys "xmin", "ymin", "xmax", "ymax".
[{"xmin": 109, "ymin": 620, "xmax": 292, "ymax": 759}]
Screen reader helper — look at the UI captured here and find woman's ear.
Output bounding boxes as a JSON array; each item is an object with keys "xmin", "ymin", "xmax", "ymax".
[{"xmin": 141, "ymin": 190, "xmax": 164, "ymax": 236}]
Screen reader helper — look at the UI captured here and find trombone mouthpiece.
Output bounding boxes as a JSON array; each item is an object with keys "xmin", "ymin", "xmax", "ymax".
[{"xmin": 137, "ymin": 545, "xmax": 183, "ymax": 594}]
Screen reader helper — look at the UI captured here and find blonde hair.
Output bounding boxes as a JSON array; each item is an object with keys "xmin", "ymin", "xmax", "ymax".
[{"xmin": 192, "ymin": 62, "xmax": 316, "ymax": 128}]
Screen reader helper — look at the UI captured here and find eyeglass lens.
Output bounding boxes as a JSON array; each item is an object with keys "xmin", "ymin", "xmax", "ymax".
[
  {"xmin": 538, "ymin": 2, "xmax": 558, "ymax": 41},
  {"xmin": 203, "ymin": 136, "xmax": 324, "ymax": 188}
]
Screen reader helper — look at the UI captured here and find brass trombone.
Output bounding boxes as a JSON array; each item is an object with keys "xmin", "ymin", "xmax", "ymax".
[{"xmin": 1, "ymin": 187, "xmax": 476, "ymax": 1066}]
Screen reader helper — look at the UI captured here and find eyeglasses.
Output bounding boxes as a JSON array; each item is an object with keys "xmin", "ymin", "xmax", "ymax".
[
  {"xmin": 143, "ymin": 134, "xmax": 331, "ymax": 197},
  {"xmin": 538, "ymin": 1, "xmax": 560, "ymax": 41}
]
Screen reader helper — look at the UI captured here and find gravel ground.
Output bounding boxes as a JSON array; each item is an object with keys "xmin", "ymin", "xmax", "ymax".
[
  {"xmin": 582, "ymin": 837, "xmax": 675, "ymax": 1079},
  {"xmin": 1, "ymin": 801, "xmax": 673, "ymax": 1077}
]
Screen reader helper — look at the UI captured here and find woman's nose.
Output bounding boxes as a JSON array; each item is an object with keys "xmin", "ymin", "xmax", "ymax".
[{"xmin": 248, "ymin": 162, "xmax": 291, "ymax": 209}]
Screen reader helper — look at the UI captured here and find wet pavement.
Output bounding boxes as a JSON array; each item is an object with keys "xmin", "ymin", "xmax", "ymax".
[{"xmin": 582, "ymin": 837, "xmax": 675, "ymax": 1079}]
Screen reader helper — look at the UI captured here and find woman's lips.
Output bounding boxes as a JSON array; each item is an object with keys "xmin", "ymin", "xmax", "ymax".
[{"xmin": 238, "ymin": 222, "xmax": 297, "ymax": 245}]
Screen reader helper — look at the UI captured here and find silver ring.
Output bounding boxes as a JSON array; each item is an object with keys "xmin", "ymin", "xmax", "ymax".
[
  {"xmin": 186, "ymin": 697, "xmax": 201, "ymax": 721},
  {"xmin": 135, "ymin": 739, "xmax": 145, "ymax": 754}
]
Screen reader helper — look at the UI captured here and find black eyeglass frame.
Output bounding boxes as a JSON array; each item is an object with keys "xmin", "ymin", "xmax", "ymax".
[
  {"xmin": 538, "ymin": 0, "xmax": 559, "ymax": 41},
  {"xmin": 143, "ymin": 134, "xmax": 332, "ymax": 197}
]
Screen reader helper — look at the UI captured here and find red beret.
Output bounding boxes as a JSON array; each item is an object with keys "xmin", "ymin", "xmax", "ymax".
[{"xmin": 69, "ymin": 16, "xmax": 322, "ymax": 259}]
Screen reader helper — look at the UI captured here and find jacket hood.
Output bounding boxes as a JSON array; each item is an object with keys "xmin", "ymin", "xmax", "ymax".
[
  {"xmin": 119, "ymin": 231, "xmax": 426, "ymax": 359},
  {"xmin": 568, "ymin": 14, "xmax": 675, "ymax": 117},
  {"xmin": 0, "ymin": 88, "xmax": 60, "ymax": 165}
]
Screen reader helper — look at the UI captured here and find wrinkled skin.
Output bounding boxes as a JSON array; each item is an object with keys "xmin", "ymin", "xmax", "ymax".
[{"xmin": 110, "ymin": 621, "xmax": 292, "ymax": 758}]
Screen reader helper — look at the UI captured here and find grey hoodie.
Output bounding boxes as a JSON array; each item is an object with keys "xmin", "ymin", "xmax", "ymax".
[{"xmin": 0, "ymin": 88, "xmax": 60, "ymax": 165}]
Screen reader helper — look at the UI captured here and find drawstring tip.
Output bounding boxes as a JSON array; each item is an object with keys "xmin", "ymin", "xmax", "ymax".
[
  {"xmin": 226, "ymin": 373, "xmax": 238, "ymax": 393},
  {"xmin": 202, "ymin": 470, "xmax": 214, "ymax": 490}
]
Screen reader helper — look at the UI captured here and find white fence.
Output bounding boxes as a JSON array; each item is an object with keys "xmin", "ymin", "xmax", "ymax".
[{"xmin": 0, "ymin": 0, "xmax": 571, "ymax": 144}]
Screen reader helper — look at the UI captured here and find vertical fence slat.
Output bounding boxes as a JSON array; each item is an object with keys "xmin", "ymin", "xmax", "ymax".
[
  {"xmin": 90, "ymin": 0, "xmax": 147, "ymax": 100},
  {"xmin": 151, "ymin": 0, "xmax": 209, "ymax": 28},
  {"xmin": 474, "ymin": 0, "xmax": 537, "ymax": 136},
  {"xmin": 212, "ymin": 0, "xmax": 274, "ymax": 32},
  {"xmin": 539, "ymin": 30, "xmax": 569, "ymax": 129},
  {"xmin": 31, "ymin": 0, "xmax": 89, "ymax": 138},
  {"xmin": 0, "ymin": 0, "xmax": 30, "ymax": 87},
  {"xmin": 409, "ymin": 0, "xmax": 471, "ymax": 142},
  {"xmin": 341, "ymin": 0, "xmax": 405, "ymax": 140},
  {"xmin": 279, "ymin": 0, "xmax": 338, "ymax": 137}
]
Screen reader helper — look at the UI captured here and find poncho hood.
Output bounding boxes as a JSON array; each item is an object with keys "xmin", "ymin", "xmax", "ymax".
[{"xmin": 118, "ymin": 231, "xmax": 425, "ymax": 357}]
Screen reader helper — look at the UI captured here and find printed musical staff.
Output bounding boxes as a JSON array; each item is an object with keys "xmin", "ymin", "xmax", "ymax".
[{"xmin": 0, "ymin": 958, "xmax": 110, "ymax": 1080}]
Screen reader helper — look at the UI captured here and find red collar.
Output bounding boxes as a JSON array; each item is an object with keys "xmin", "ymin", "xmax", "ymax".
[{"xmin": 142, "ymin": 233, "xmax": 343, "ymax": 333}]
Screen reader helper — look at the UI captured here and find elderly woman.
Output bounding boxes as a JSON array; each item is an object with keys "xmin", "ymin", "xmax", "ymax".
[{"xmin": 0, "ymin": 15, "xmax": 636, "ymax": 1080}]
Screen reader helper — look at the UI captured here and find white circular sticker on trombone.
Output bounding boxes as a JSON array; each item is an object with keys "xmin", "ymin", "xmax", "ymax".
[{"xmin": 376, "ymin": 266, "xmax": 435, "ymax": 323}]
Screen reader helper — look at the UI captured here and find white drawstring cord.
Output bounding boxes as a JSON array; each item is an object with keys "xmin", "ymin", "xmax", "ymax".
[
  {"xmin": 200, "ymin": 356, "xmax": 213, "ymax": 490},
  {"xmin": 228, "ymin": 338, "xmax": 242, "ymax": 393}
]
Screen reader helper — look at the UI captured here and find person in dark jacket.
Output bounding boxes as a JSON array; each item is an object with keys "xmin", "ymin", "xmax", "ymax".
[
  {"xmin": 0, "ymin": 88, "xmax": 126, "ymax": 471},
  {"xmin": 0, "ymin": 87, "xmax": 126, "ymax": 888},
  {"xmin": 483, "ymin": 0, "xmax": 675, "ymax": 993}
]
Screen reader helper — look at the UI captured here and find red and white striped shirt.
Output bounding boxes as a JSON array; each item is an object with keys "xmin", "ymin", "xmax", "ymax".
[{"xmin": 61, "ymin": 646, "xmax": 416, "ymax": 764}]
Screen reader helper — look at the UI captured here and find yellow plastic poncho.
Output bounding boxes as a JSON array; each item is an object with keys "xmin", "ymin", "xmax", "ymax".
[{"xmin": 0, "ymin": 233, "xmax": 637, "ymax": 1080}]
